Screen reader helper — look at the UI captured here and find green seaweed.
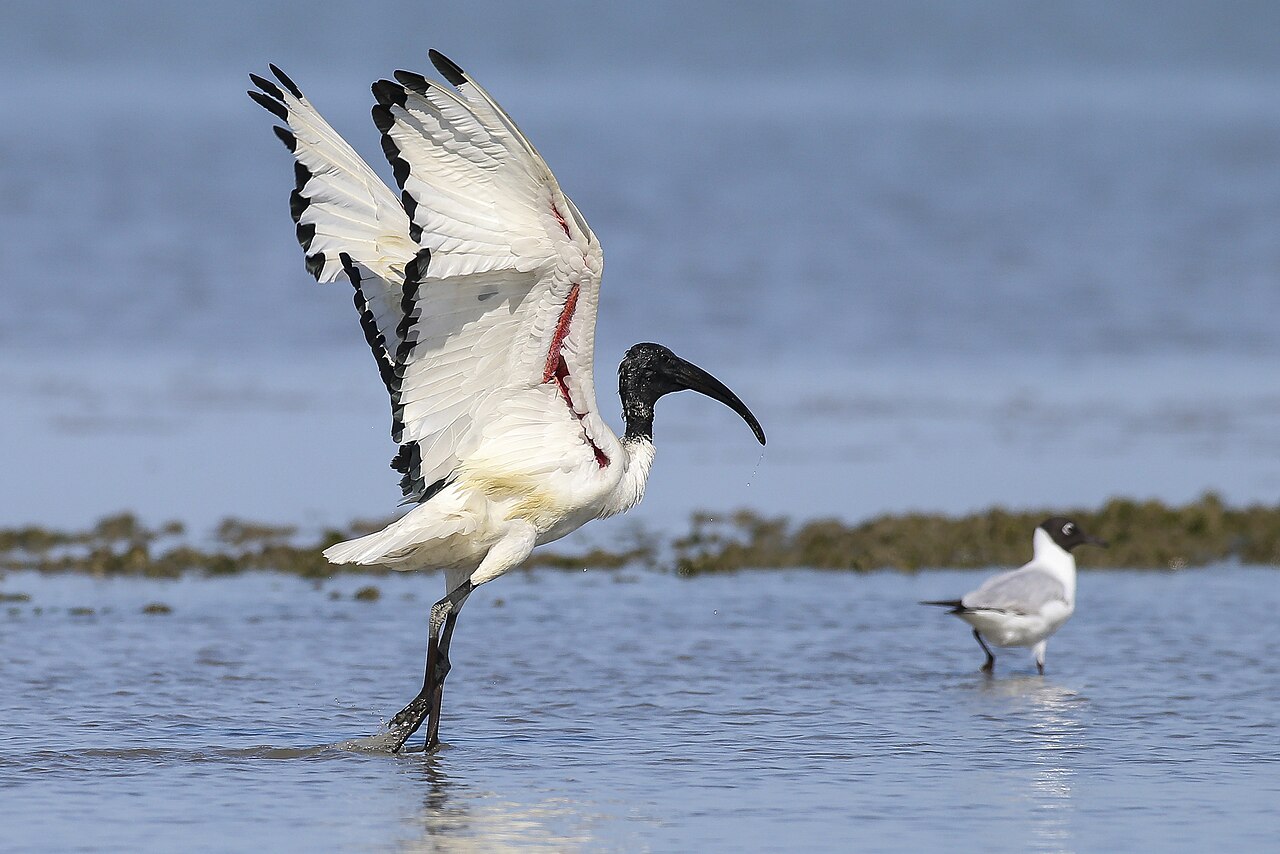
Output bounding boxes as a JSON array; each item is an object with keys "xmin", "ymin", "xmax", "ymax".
[
  {"xmin": 0, "ymin": 493, "xmax": 1276, "ymax": 577},
  {"xmin": 670, "ymin": 493, "xmax": 1280, "ymax": 574}
]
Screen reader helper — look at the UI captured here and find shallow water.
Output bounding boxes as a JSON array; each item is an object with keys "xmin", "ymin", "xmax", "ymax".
[{"xmin": 2, "ymin": 567, "xmax": 1276, "ymax": 851}]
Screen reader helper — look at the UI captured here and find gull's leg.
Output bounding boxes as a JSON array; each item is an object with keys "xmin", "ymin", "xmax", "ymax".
[
  {"xmin": 1032, "ymin": 640, "xmax": 1047, "ymax": 675},
  {"xmin": 973, "ymin": 629, "xmax": 996, "ymax": 673},
  {"xmin": 385, "ymin": 580, "xmax": 474, "ymax": 753}
]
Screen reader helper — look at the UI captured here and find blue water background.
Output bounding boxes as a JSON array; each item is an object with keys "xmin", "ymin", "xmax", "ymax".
[{"xmin": 2, "ymin": 1, "xmax": 1279, "ymax": 537}]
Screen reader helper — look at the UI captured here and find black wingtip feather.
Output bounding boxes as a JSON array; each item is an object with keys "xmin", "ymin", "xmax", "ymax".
[
  {"xmin": 370, "ymin": 90, "xmax": 410, "ymax": 205},
  {"xmin": 395, "ymin": 275, "xmax": 422, "ymax": 354},
  {"xmin": 400, "ymin": 190, "xmax": 418, "ymax": 224},
  {"xmin": 343, "ymin": 252, "xmax": 402, "ymax": 407},
  {"xmin": 296, "ymin": 221, "xmax": 316, "ymax": 251},
  {"xmin": 371, "ymin": 79, "xmax": 405, "ymax": 108},
  {"xmin": 371, "ymin": 104, "xmax": 395, "ymax": 134},
  {"xmin": 429, "ymin": 49, "xmax": 467, "ymax": 86},
  {"xmin": 404, "ymin": 248, "xmax": 431, "ymax": 283},
  {"xmin": 269, "ymin": 64, "xmax": 304, "ymax": 99},
  {"xmin": 383, "ymin": 140, "xmax": 409, "ymax": 188},
  {"xmin": 289, "ymin": 189, "xmax": 309, "ymax": 221},
  {"xmin": 305, "ymin": 252, "xmax": 326, "ymax": 279},
  {"xmin": 393, "ymin": 70, "xmax": 430, "ymax": 93},
  {"xmin": 249, "ymin": 73, "xmax": 284, "ymax": 101},
  {"xmin": 272, "ymin": 125, "xmax": 297, "ymax": 152},
  {"xmin": 248, "ymin": 89, "xmax": 288, "ymax": 120}
]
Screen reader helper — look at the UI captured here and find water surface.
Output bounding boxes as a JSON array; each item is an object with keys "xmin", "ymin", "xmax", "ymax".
[{"xmin": 2, "ymin": 567, "xmax": 1276, "ymax": 851}]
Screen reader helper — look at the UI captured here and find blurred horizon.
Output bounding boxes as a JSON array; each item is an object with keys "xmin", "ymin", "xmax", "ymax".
[{"xmin": 7, "ymin": 1, "xmax": 1280, "ymax": 75}]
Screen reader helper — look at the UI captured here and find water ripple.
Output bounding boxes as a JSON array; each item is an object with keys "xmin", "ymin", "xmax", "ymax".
[{"xmin": 1, "ymin": 568, "xmax": 1278, "ymax": 851}]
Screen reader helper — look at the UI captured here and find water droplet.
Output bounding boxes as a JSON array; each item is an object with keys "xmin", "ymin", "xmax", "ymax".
[{"xmin": 745, "ymin": 449, "xmax": 765, "ymax": 489}]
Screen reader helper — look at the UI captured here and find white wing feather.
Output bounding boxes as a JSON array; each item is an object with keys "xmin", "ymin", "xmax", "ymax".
[
  {"xmin": 371, "ymin": 54, "xmax": 605, "ymax": 497},
  {"xmin": 253, "ymin": 55, "xmax": 607, "ymax": 506},
  {"xmin": 249, "ymin": 67, "xmax": 415, "ymax": 357}
]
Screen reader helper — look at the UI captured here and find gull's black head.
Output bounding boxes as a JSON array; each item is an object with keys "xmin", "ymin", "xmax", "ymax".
[
  {"xmin": 618, "ymin": 343, "xmax": 766, "ymax": 445},
  {"xmin": 1039, "ymin": 517, "xmax": 1107, "ymax": 551}
]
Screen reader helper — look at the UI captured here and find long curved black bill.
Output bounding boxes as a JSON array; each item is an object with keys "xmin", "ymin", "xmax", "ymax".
[{"xmin": 666, "ymin": 357, "xmax": 766, "ymax": 445}]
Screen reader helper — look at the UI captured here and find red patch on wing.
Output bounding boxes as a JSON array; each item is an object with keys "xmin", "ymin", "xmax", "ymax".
[
  {"xmin": 550, "ymin": 201, "xmax": 571, "ymax": 239},
  {"xmin": 542, "ymin": 284, "xmax": 579, "ymax": 383},
  {"xmin": 590, "ymin": 441, "xmax": 609, "ymax": 468},
  {"xmin": 542, "ymin": 284, "xmax": 608, "ymax": 468}
]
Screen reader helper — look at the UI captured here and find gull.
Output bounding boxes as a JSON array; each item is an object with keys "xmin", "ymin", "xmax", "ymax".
[
  {"xmin": 249, "ymin": 51, "xmax": 765, "ymax": 752},
  {"xmin": 921, "ymin": 517, "xmax": 1106, "ymax": 674}
]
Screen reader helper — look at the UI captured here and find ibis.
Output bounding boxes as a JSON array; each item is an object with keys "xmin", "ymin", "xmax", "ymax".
[{"xmin": 249, "ymin": 51, "xmax": 765, "ymax": 752}]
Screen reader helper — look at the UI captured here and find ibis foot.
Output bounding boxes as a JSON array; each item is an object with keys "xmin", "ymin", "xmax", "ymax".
[{"xmin": 382, "ymin": 581, "xmax": 472, "ymax": 754}]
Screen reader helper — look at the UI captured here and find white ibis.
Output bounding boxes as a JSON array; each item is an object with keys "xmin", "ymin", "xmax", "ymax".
[
  {"xmin": 921, "ymin": 518, "xmax": 1106, "ymax": 674},
  {"xmin": 249, "ymin": 51, "xmax": 765, "ymax": 752}
]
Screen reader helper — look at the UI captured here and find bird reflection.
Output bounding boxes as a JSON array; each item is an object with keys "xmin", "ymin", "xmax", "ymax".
[
  {"xmin": 393, "ymin": 758, "xmax": 600, "ymax": 852},
  {"xmin": 981, "ymin": 677, "xmax": 1084, "ymax": 853}
]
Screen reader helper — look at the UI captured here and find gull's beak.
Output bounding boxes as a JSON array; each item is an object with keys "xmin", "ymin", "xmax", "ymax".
[
  {"xmin": 1084, "ymin": 534, "xmax": 1109, "ymax": 548},
  {"xmin": 664, "ymin": 356, "xmax": 766, "ymax": 446}
]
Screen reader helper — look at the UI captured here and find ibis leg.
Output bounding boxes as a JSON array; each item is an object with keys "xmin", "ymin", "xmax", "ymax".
[
  {"xmin": 385, "ymin": 581, "xmax": 473, "ymax": 753},
  {"xmin": 973, "ymin": 629, "xmax": 995, "ymax": 673},
  {"xmin": 423, "ymin": 606, "xmax": 463, "ymax": 751}
]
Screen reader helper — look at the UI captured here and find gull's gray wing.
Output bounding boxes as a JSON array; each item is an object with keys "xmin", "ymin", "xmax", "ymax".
[{"xmin": 961, "ymin": 567, "xmax": 1067, "ymax": 615}]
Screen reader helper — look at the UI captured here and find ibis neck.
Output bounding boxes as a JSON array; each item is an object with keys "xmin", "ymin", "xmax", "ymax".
[
  {"xmin": 600, "ymin": 436, "xmax": 656, "ymax": 518},
  {"xmin": 617, "ymin": 354, "xmax": 658, "ymax": 442},
  {"xmin": 622, "ymin": 402, "xmax": 655, "ymax": 443}
]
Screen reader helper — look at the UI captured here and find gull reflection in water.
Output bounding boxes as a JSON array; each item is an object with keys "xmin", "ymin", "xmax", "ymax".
[
  {"xmin": 393, "ymin": 759, "xmax": 611, "ymax": 853},
  {"xmin": 982, "ymin": 677, "xmax": 1086, "ymax": 854}
]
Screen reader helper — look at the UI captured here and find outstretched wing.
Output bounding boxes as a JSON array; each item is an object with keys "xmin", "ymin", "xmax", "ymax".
[
  {"xmin": 961, "ymin": 567, "xmax": 1067, "ymax": 615},
  {"xmin": 252, "ymin": 53, "xmax": 605, "ymax": 503},
  {"xmin": 368, "ymin": 51, "xmax": 605, "ymax": 499},
  {"xmin": 249, "ymin": 66, "xmax": 416, "ymax": 358}
]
